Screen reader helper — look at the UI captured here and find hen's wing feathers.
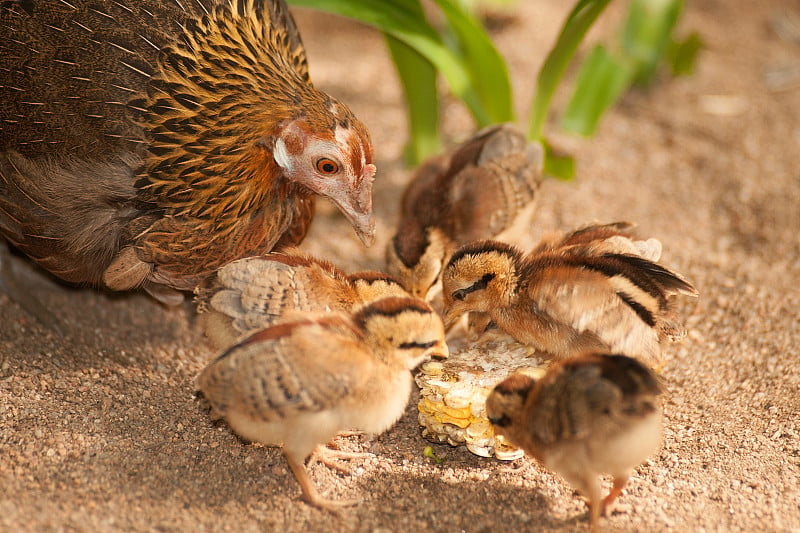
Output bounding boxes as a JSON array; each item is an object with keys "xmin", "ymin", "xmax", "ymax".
[{"xmin": 0, "ymin": 151, "xmax": 140, "ymax": 284}]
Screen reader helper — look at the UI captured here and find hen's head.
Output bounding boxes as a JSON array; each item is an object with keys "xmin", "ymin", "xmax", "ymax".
[{"xmin": 273, "ymin": 101, "xmax": 376, "ymax": 246}]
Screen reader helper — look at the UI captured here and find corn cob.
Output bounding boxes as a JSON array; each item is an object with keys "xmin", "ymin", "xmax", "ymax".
[{"xmin": 415, "ymin": 334, "xmax": 548, "ymax": 460}]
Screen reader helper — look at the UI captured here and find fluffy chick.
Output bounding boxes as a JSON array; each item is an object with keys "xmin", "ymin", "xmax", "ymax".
[
  {"xmin": 441, "ymin": 238, "xmax": 698, "ymax": 366},
  {"xmin": 197, "ymin": 297, "xmax": 448, "ymax": 509},
  {"xmin": 387, "ymin": 123, "xmax": 543, "ymax": 300},
  {"xmin": 195, "ymin": 249, "xmax": 410, "ymax": 349},
  {"xmin": 486, "ymin": 353, "xmax": 663, "ymax": 531},
  {"xmin": 347, "ymin": 269, "xmax": 411, "ymax": 309}
]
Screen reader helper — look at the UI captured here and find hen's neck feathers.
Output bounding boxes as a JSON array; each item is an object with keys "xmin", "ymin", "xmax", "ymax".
[{"xmin": 132, "ymin": 2, "xmax": 328, "ymax": 214}]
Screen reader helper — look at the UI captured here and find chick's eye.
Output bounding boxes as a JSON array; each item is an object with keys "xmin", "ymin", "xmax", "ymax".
[
  {"xmin": 316, "ymin": 158, "xmax": 340, "ymax": 174},
  {"xmin": 489, "ymin": 414, "xmax": 512, "ymax": 428}
]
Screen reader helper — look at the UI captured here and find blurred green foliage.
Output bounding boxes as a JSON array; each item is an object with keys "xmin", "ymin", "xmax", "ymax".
[
  {"xmin": 561, "ymin": 0, "xmax": 702, "ymax": 137},
  {"xmin": 288, "ymin": 0, "xmax": 699, "ymax": 178}
]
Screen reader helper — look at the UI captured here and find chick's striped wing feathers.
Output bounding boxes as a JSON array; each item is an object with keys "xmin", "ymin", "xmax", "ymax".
[
  {"xmin": 199, "ymin": 318, "xmax": 373, "ymax": 422},
  {"xmin": 443, "ymin": 125, "xmax": 542, "ymax": 243},
  {"xmin": 528, "ymin": 362, "xmax": 619, "ymax": 444},
  {"xmin": 522, "ymin": 255, "xmax": 641, "ymax": 332},
  {"xmin": 520, "ymin": 253, "xmax": 666, "ymax": 359},
  {"xmin": 607, "ymin": 252, "xmax": 698, "ymax": 297},
  {"xmin": 528, "ymin": 355, "xmax": 661, "ymax": 444},
  {"xmin": 197, "ymin": 252, "xmax": 355, "ymax": 334}
]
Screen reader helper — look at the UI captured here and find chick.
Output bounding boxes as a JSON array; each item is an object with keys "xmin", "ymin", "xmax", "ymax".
[
  {"xmin": 195, "ymin": 249, "xmax": 410, "ymax": 349},
  {"xmin": 457, "ymin": 222, "xmax": 666, "ymax": 341},
  {"xmin": 441, "ymin": 238, "xmax": 698, "ymax": 366},
  {"xmin": 197, "ymin": 297, "xmax": 448, "ymax": 509},
  {"xmin": 347, "ymin": 270, "xmax": 411, "ymax": 309},
  {"xmin": 387, "ymin": 124, "xmax": 543, "ymax": 300},
  {"xmin": 486, "ymin": 353, "xmax": 663, "ymax": 531}
]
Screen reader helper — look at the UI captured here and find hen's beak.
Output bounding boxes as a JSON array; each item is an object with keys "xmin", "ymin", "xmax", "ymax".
[
  {"xmin": 339, "ymin": 207, "xmax": 375, "ymax": 247},
  {"xmin": 326, "ymin": 163, "xmax": 376, "ymax": 247}
]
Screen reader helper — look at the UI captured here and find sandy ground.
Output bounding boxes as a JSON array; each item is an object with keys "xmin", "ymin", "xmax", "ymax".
[{"xmin": 1, "ymin": 0, "xmax": 799, "ymax": 531}]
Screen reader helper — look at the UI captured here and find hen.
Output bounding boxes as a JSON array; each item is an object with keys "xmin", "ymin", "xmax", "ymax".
[{"xmin": 0, "ymin": 0, "xmax": 375, "ymax": 308}]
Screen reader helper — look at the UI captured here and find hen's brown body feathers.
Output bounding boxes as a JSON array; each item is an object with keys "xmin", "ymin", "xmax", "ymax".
[{"xmin": 1, "ymin": 0, "xmax": 375, "ymax": 304}]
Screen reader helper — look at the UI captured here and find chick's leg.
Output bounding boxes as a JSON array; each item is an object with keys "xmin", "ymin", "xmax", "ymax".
[
  {"xmin": 573, "ymin": 475, "xmax": 602, "ymax": 533},
  {"xmin": 312, "ymin": 443, "xmax": 373, "ymax": 475},
  {"xmin": 601, "ymin": 475, "xmax": 629, "ymax": 516},
  {"xmin": 284, "ymin": 452, "xmax": 360, "ymax": 510}
]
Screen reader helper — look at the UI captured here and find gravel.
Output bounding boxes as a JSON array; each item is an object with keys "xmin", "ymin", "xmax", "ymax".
[{"xmin": 1, "ymin": 0, "xmax": 799, "ymax": 531}]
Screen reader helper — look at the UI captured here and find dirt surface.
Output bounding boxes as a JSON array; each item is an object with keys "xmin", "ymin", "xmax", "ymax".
[{"xmin": 1, "ymin": 1, "xmax": 799, "ymax": 531}]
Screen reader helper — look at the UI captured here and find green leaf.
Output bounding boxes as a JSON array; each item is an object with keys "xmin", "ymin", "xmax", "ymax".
[
  {"xmin": 543, "ymin": 147, "xmax": 575, "ymax": 181},
  {"xmin": 287, "ymin": 0, "xmax": 486, "ymax": 123},
  {"xmin": 621, "ymin": 0, "xmax": 683, "ymax": 85},
  {"xmin": 432, "ymin": 0, "xmax": 514, "ymax": 124},
  {"xmin": 561, "ymin": 45, "xmax": 634, "ymax": 136},
  {"xmin": 667, "ymin": 31, "xmax": 702, "ymax": 77},
  {"xmin": 542, "ymin": 141, "xmax": 575, "ymax": 180},
  {"xmin": 385, "ymin": 34, "xmax": 442, "ymax": 165},
  {"xmin": 527, "ymin": 0, "xmax": 614, "ymax": 141},
  {"xmin": 423, "ymin": 445, "xmax": 444, "ymax": 463}
]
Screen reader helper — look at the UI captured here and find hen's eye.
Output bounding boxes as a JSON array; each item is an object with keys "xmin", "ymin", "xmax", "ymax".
[{"xmin": 316, "ymin": 158, "xmax": 340, "ymax": 174}]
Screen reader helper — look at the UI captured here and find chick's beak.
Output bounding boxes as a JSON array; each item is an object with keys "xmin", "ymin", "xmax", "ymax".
[
  {"xmin": 409, "ymin": 337, "xmax": 448, "ymax": 370},
  {"xmin": 442, "ymin": 304, "xmax": 464, "ymax": 331},
  {"xmin": 410, "ymin": 285, "xmax": 428, "ymax": 300},
  {"xmin": 427, "ymin": 338, "xmax": 449, "ymax": 360}
]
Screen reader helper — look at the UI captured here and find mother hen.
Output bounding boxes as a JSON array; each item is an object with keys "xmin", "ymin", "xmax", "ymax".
[{"xmin": 0, "ymin": 0, "xmax": 376, "ymax": 306}]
